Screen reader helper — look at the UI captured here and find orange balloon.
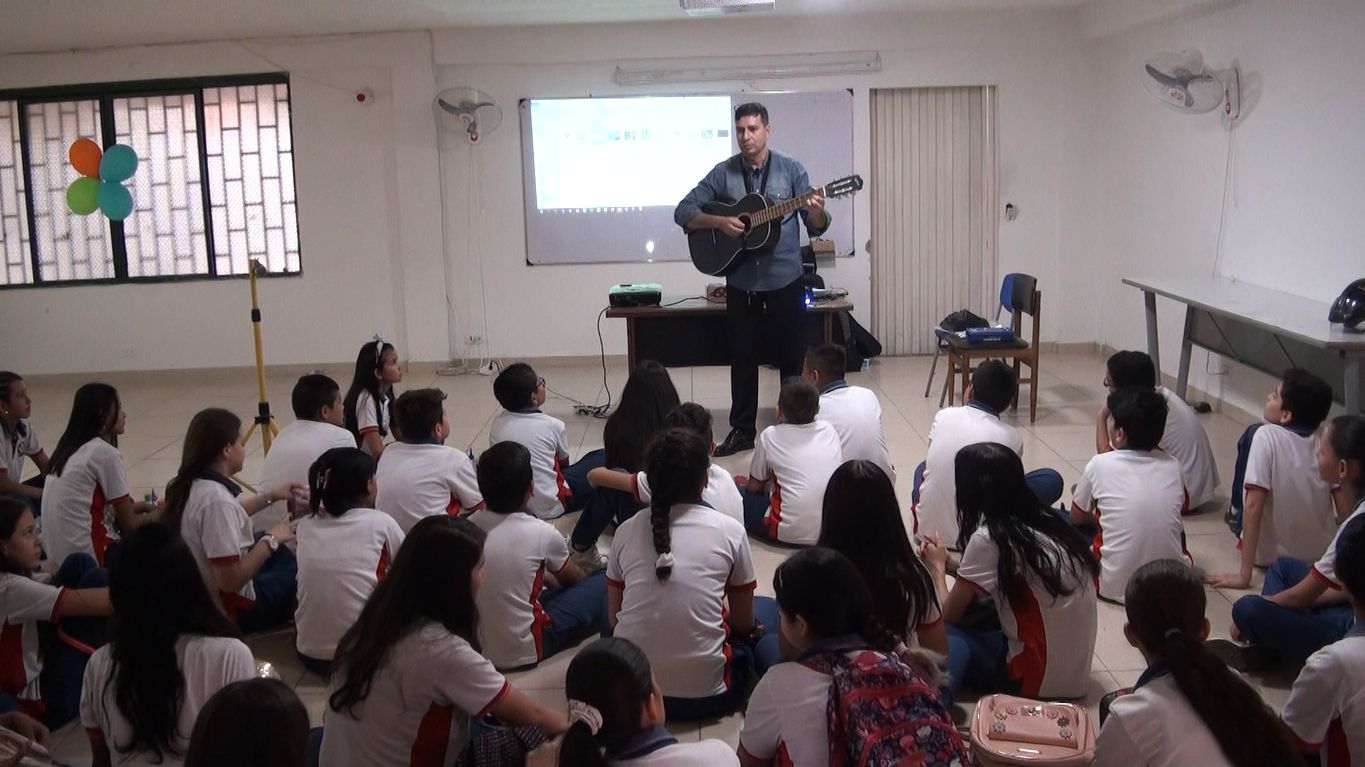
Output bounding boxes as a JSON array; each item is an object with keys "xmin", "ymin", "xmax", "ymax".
[{"xmin": 69, "ymin": 138, "xmax": 102, "ymax": 178}]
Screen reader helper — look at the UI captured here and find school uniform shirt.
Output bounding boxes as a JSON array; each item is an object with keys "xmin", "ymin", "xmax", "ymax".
[
  {"xmin": 739, "ymin": 660, "xmax": 832, "ymax": 766},
  {"xmin": 0, "ymin": 420, "xmax": 40, "ymax": 482},
  {"xmin": 916, "ymin": 404, "xmax": 1024, "ymax": 543},
  {"xmin": 41, "ymin": 438, "xmax": 131, "ymax": 566},
  {"xmin": 956, "ymin": 526, "xmax": 1097, "ymax": 698},
  {"xmin": 749, "ymin": 421, "xmax": 843, "ymax": 546},
  {"xmin": 81, "ymin": 635, "xmax": 256, "ymax": 767},
  {"xmin": 375, "ymin": 441, "xmax": 484, "ymax": 533},
  {"xmin": 468, "ymin": 509, "xmax": 571, "ymax": 669},
  {"xmin": 1310, "ymin": 498, "xmax": 1365, "ymax": 590},
  {"xmin": 1072, "ymin": 449, "xmax": 1190, "ymax": 603},
  {"xmin": 179, "ymin": 475, "xmax": 256, "ymax": 612},
  {"xmin": 255, "ymin": 418, "xmax": 355, "ymax": 532},
  {"xmin": 0, "ymin": 574, "xmax": 65, "ymax": 707},
  {"xmin": 1157, "ymin": 387, "xmax": 1220, "ymax": 510},
  {"xmin": 607, "ymin": 503, "xmax": 758, "ymax": 699},
  {"xmin": 489, "ymin": 409, "xmax": 572, "ymax": 519},
  {"xmin": 610, "ymin": 734, "xmax": 740, "ymax": 767},
  {"xmin": 295, "ymin": 508, "xmax": 405, "ymax": 660},
  {"xmin": 1094, "ymin": 670, "xmax": 1233, "ymax": 767},
  {"xmin": 1244, "ymin": 424, "xmax": 1337, "ymax": 566},
  {"xmin": 354, "ymin": 389, "xmax": 392, "ymax": 456},
  {"xmin": 1282, "ymin": 627, "xmax": 1365, "ymax": 767},
  {"xmin": 320, "ymin": 621, "xmax": 510, "ymax": 767},
  {"xmin": 633, "ymin": 463, "xmax": 744, "ymax": 525},
  {"xmin": 817, "ymin": 381, "xmax": 895, "ymax": 481}
]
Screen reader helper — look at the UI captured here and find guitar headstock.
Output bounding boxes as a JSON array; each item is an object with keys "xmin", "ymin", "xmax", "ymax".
[{"xmin": 823, "ymin": 175, "xmax": 864, "ymax": 199}]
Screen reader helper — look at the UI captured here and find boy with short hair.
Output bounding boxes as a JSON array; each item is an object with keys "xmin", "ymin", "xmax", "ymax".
[
  {"xmin": 1072, "ymin": 388, "xmax": 1191, "ymax": 602},
  {"xmin": 374, "ymin": 388, "xmax": 483, "ymax": 533},
  {"xmin": 469, "ymin": 441, "xmax": 606, "ymax": 670},
  {"xmin": 256, "ymin": 373, "xmax": 356, "ymax": 532},
  {"xmin": 1097, "ymin": 350, "xmax": 1220, "ymax": 510},
  {"xmin": 742, "ymin": 377, "xmax": 842, "ymax": 546},
  {"xmin": 1208, "ymin": 369, "xmax": 1336, "ymax": 589},
  {"xmin": 801, "ymin": 344, "xmax": 894, "ymax": 481},
  {"xmin": 489, "ymin": 363, "xmax": 574, "ymax": 520}
]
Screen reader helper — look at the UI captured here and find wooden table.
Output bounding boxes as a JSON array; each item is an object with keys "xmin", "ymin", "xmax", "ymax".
[{"xmin": 607, "ymin": 296, "xmax": 854, "ymax": 370}]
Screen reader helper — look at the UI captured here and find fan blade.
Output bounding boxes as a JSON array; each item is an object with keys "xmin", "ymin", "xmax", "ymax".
[{"xmin": 1144, "ymin": 63, "xmax": 1185, "ymax": 89}]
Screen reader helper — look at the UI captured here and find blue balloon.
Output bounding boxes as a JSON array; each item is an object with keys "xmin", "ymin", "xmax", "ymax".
[
  {"xmin": 99, "ymin": 144, "xmax": 138, "ymax": 182},
  {"xmin": 97, "ymin": 181, "xmax": 134, "ymax": 221}
]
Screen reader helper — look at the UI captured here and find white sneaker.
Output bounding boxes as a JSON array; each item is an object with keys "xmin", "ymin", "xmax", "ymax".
[{"xmin": 568, "ymin": 540, "xmax": 606, "ymax": 572}]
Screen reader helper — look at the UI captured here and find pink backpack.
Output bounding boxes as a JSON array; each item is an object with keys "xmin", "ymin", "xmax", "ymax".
[{"xmin": 969, "ymin": 694, "xmax": 1095, "ymax": 766}]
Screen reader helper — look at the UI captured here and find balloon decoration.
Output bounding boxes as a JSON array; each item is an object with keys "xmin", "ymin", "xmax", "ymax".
[{"xmin": 64, "ymin": 138, "xmax": 138, "ymax": 221}]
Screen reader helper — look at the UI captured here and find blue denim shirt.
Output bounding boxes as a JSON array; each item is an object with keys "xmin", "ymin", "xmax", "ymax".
[{"xmin": 674, "ymin": 149, "xmax": 831, "ymax": 292}]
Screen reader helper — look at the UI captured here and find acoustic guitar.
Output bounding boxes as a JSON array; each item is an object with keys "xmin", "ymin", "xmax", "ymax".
[{"xmin": 687, "ymin": 174, "xmax": 863, "ymax": 277}]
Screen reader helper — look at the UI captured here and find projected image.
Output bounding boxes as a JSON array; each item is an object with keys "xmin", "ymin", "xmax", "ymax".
[{"xmin": 529, "ymin": 96, "xmax": 733, "ymax": 211}]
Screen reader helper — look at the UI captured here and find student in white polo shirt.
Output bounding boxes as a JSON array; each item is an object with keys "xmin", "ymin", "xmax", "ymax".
[
  {"xmin": 742, "ymin": 377, "xmax": 842, "ymax": 546},
  {"xmin": 0, "ymin": 372, "xmax": 49, "ymax": 516},
  {"xmin": 1097, "ymin": 351, "xmax": 1220, "ymax": 510},
  {"xmin": 321, "ymin": 515, "xmax": 567, "ymax": 766},
  {"xmin": 800, "ymin": 344, "xmax": 894, "ymax": 481},
  {"xmin": 256, "ymin": 373, "xmax": 356, "ymax": 533},
  {"xmin": 375, "ymin": 389, "xmax": 483, "ymax": 533},
  {"xmin": 489, "ymin": 363, "xmax": 575, "ymax": 520},
  {"xmin": 1094, "ymin": 559, "xmax": 1303, "ymax": 767},
  {"xmin": 294, "ymin": 447, "xmax": 404, "ymax": 676},
  {"xmin": 343, "ymin": 338, "xmax": 404, "ymax": 459},
  {"xmin": 608, "ymin": 429, "xmax": 778, "ymax": 722},
  {"xmin": 1209, "ymin": 369, "xmax": 1337, "ymax": 590},
  {"xmin": 471, "ymin": 441, "xmax": 606, "ymax": 670},
  {"xmin": 924, "ymin": 442, "xmax": 1098, "ymax": 700},
  {"xmin": 1071, "ymin": 387, "xmax": 1192, "ymax": 603}
]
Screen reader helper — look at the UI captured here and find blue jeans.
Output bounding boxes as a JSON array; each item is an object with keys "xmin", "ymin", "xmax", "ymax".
[
  {"xmin": 297, "ymin": 651, "xmax": 332, "ymax": 677},
  {"xmin": 39, "ymin": 553, "xmax": 109, "ymax": 728},
  {"xmin": 569, "ymin": 464, "xmax": 646, "ymax": 549},
  {"xmin": 664, "ymin": 596, "xmax": 779, "ymax": 722},
  {"xmin": 741, "ymin": 487, "xmax": 778, "ymax": 542},
  {"xmin": 945, "ymin": 623, "xmax": 1017, "ymax": 701},
  {"xmin": 561, "ymin": 449, "xmax": 607, "ymax": 514},
  {"xmin": 1228, "ymin": 423, "xmax": 1264, "ymax": 535},
  {"xmin": 1231, "ymin": 557, "xmax": 1356, "ymax": 664},
  {"xmin": 540, "ymin": 570, "xmax": 609, "ymax": 661},
  {"xmin": 912, "ymin": 461, "xmax": 1064, "ymax": 509},
  {"xmin": 238, "ymin": 537, "xmax": 298, "ymax": 634}
]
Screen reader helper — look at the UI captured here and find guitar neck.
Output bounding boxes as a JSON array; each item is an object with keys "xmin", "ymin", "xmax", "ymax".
[{"xmin": 751, "ymin": 186, "xmax": 824, "ymax": 226}]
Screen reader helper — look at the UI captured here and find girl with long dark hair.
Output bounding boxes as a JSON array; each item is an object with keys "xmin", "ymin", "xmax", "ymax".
[
  {"xmin": 0, "ymin": 371, "xmax": 49, "ymax": 514},
  {"xmin": 343, "ymin": 338, "xmax": 403, "ymax": 458}
]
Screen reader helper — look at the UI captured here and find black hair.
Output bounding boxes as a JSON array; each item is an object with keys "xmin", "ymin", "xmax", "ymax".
[
  {"xmin": 603, "ymin": 360, "xmax": 681, "ymax": 473},
  {"xmin": 804, "ymin": 344, "xmax": 846, "ymax": 382},
  {"xmin": 329, "ymin": 515, "xmax": 486, "ymax": 715},
  {"xmin": 308, "ymin": 447, "xmax": 378, "ymax": 518},
  {"xmin": 1335, "ymin": 515, "xmax": 1365, "ymax": 602},
  {"xmin": 818, "ymin": 460, "xmax": 939, "ymax": 642},
  {"xmin": 163, "ymin": 408, "xmax": 242, "ymax": 532},
  {"xmin": 558, "ymin": 637, "xmax": 656, "ymax": 767},
  {"xmin": 291, "ymin": 374, "xmax": 341, "ymax": 421},
  {"xmin": 477, "ymin": 441, "xmax": 534, "ymax": 514},
  {"xmin": 642, "ymin": 429, "xmax": 709, "ymax": 581},
  {"xmin": 343, "ymin": 340, "xmax": 395, "ymax": 439},
  {"xmin": 0, "ymin": 498, "xmax": 33, "ymax": 575},
  {"xmin": 1107, "ymin": 387, "xmax": 1168, "ymax": 451},
  {"xmin": 954, "ymin": 442, "xmax": 1098, "ymax": 597},
  {"xmin": 778, "ymin": 376, "xmax": 820, "ymax": 425},
  {"xmin": 662, "ymin": 402, "xmax": 714, "ymax": 446},
  {"xmin": 1280, "ymin": 368, "xmax": 1333, "ymax": 432},
  {"xmin": 493, "ymin": 362, "xmax": 539, "ymax": 412},
  {"xmin": 0, "ymin": 371, "xmax": 21, "ymax": 407},
  {"xmin": 48, "ymin": 382, "xmax": 121, "ymax": 477},
  {"xmin": 392, "ymin": 388, "xmax": 447, "ymax": 442},
  {"xmin": 734, "ymin": 102, "xmax": 769, "ymax": 125},
  {"xmin": 774, "ymin": 547, "xmax": 898, "ymax": 652},
  {"xmin": 969, "ymin": 360, "xmax": 1017, "ymax": 412},
  {"xmin": 1106, "ymin": 350, "xmax": 1157, "ymax": 389},
  {"xmin": 184, "ymin": 678, "xmax": 310, "ymax": 767},
  {"xmin": 1326, "ymin": 414, "xmax": 1365, "ymax": 505},
  {"xmin": 105, "ymin": 524, "xmax": 241, "ymax": 762},
  {"xmin": 1124, "ymin": 560, "xmax": 1302, "ymax": 767}
]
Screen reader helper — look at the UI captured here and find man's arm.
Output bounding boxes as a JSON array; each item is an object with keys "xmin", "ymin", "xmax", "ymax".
[
  {"xmin": 793, "ymin": 164, "xmax": 830, "ymax": 234},
  {"xmin": 676, "ymin": 164, "xmax": 736, "ymax": 233}
]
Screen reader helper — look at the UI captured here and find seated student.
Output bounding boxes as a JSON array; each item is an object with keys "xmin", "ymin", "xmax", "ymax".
[
  {"xmin": 185, "ymin": 678, "xmax": 311, "ymax": 767},
  {"xmin": 374, "ymin": 388, "xmax": 483, "ymax": 533},
  {"xmin": 0, "ymin": 498, "xmax": 111, "ymax": 728},
  {"xmin": 321, "ymin": 516, "xmax": 568, "ymax": 765},
  {"xmin": 81, "ymin": 524, "xmax": 258, "ymax": 767},
  {"xmin": 343, "ymin": 338, "xmax": 404, "ymax": 459},
  {"xmin": 923, "ymin": 442, "xmax": 1098, "ymax": 700},
  {"xmin": 0, "ymin": 372, "xmax": 49, "ymax": 516},
  {"xmin": 1071, "ymin": 388, "xmax": 1191, "ymax": 603},
  {"xmin": 489, "ymin": 363, "xmax": 575, "ymax": 520},
  {"xmin": 1097, "ymin": 351, "xmax": 1220, "ymax": 510},
  {"xmin": 1094, "ymin": 559, "xmax": 1302, "ymax": 767},
  {"xmin": 295, "ymin": 447, "xmax": 404, "ymax": 676},
  {"xmin": 42, "ymin": 383, "xmax": 156, "ymax": 567},
  {"xmin": 913, "ymin": 361, "xmax": 1062, "ymax": 546},
  {"xmin": 801, "ymin": 344, "xmax": 895, "ymax": 481},
  {"xmin": 470, "ymin": 441, "xmax": 606, "ymax": 670},
  {"xmin": 1282, "ymin": 516, "xmax": 1365, "ymax": 767},
  {"xmin": 557, "ymin": 637, "xmax": 740, "ymax": 767},
  {"xmin": 256, "ymin": 373, "xmax": 356, "ymax": 533},
  {"xmin": 608, "ymin": 429, "xmax": 777, "ymax": 722},
  {"xmin": 739, "ymin": 547, "xmax": 967, "ymax": 767},
  {"xmin": 741, "ymin": 377, "xmax": 843, "ymax": 547},
  {"xmin": 162, "ymin": 408, "xmax": 301, "ymax": 633},
  {"xmin": 1209, "ymin": 369, "xmax": 1336, "ymax": 589}
]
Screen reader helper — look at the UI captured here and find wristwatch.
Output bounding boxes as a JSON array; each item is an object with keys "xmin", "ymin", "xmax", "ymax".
[{"xmin": 263, "ymin": 535, "xmax": 280, "ymax": 552}]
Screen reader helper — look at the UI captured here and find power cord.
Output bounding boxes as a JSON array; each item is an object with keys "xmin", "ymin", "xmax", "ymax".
[{"xmin": 550, "ymin": 307, "xmax": 614, "ymax": 419}]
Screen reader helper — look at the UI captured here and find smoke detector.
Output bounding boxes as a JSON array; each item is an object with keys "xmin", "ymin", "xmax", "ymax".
[{"xmin": 681, "ymin": 0, "xmax": 774, "ymax": 16}]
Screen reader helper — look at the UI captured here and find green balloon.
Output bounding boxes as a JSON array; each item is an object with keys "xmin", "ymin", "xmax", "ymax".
[{"xmin": 66, "ymin": 177, "xmax": 99, "ymax": 215}]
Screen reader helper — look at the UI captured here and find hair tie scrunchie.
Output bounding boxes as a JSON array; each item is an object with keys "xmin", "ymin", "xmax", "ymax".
[
  {"xmin": 1164, "ymin": 627, "xmax": 1182, "ymax": 640},
  {"xmin": 655, "ymin": 552, "xmax": 676, "ymax": 571},
  {"xmin": 567, "ymin": 699, "xmax": 603, "ymax": 736}
]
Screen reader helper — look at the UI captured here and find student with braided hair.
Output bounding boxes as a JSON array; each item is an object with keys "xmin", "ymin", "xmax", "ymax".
[{"xmin": 606, "ymin": 428, "xmax": 777, "ymax": 722}]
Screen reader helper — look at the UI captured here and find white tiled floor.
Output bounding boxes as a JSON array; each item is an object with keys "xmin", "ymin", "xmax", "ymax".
[{"xmin": 26, "ymin": 349, "xmax": 1289, "ymax": 762}]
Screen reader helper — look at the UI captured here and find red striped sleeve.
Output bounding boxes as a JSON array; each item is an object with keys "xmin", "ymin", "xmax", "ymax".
[
  {"xmin": 49, "ymin": 587, "xmax": 70, "ymax": 622},
  {"xmin": 208, "ymin": 555, "xmax": 241, "ymax": 565},
  {"xmin": 605, "ymin": 576, "xmax": 625, "ymax": 589},
  {"xmin": 1311, "ymin": 566, "xmax": 1341, "ymax": 589},
  {"xmin": 726, "ymin": 580, "xmax": 758, "ymax": 592},
  {"xmin": 476, "ymin": 680, "xmax": 512, "ymax": 717}
]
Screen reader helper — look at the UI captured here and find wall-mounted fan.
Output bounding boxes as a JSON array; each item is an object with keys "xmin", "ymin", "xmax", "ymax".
[
  {"xmin": 1143, "ymin": 50, "xmax": 1239, "ymax": 125},
  {"xmin": 435, "ymin": 87, "xmax": 502, "ymax": 144}
]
